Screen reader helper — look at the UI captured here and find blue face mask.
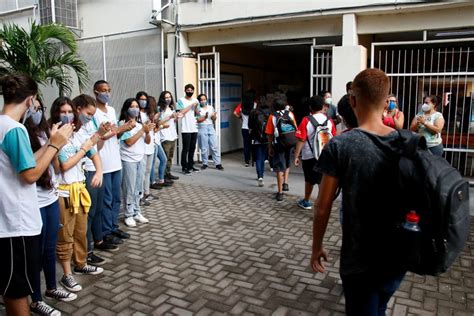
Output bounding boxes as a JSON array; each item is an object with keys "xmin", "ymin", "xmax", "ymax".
[
  {"xmin": 96, "ymin": 92, "xmax": 110, "ymax": 104},
  {"xmin": 200, "ymin": 101, "xmax": 207, "ymax": 107},
  {"xmin": 138, "ymin": 100, "xmax": 147, "ymax": 109},
  {"xmin": 388, "ymin": 101, "xmax": 396, "ymax": 111},
  {"xmin": 127, "ymin": 108, "xmax": 140, "ymax": 118},
  {"xmin": 60, "ymin": 113, "xmax": 74, "ymax": 125},
  {"xmin": 79, "ymin": 113, "xmax": 93, "ymax": 124},
  {"xmin": 22, "ymin": 98, "xmax": 36, "ymax": 124},
  {"xmin": 29, "ymin": 109, "xmax": 43, "ymax": 126}
]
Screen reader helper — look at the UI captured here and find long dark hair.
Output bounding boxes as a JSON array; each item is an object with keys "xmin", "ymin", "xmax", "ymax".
[
  {"xmin": 24, "ymin": 100, "xmax": 53, "ymax": 189},
  {"xmin": 242, "ymin": 89, "xmax": 255, "ymax": 115},
  {"xmin": 119, "ymin": 98, "xmax": 142, "ymax": 123},
  {"xmin": 158, "ymin": 90, "xmax": 175, "ymax": 112},
  {"xmin": 49, "ymin": 96, "xmax": 78, "ymax": 131},
  {"xmin": 147, "ymin": 96, "xmax": 157, "ymax": 121}
]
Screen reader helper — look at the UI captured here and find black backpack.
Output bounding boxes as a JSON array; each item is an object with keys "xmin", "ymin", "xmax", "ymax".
[
  {"xmin": 367, "ymin": 129, "xmax": 470, "ymax": 276},
  {"xmin": 251, "ymin": 109, "xmax": 270, "ymax": 143},
  {"xmin": 275, "ymin": 110, "xmax": 297, "ymax": 148}
]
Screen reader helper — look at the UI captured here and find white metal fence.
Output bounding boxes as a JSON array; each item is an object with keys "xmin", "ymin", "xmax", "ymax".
[
  {"xmin": 372, "ymin": 39, "xmax": 474, "ymax": 177},
  {"xmin": 310, "ymin": 45, "xmax": 333, "ymax": 97}
]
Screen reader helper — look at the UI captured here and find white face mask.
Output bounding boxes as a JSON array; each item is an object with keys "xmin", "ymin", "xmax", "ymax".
[
  {"xmin": 325, "ymin": 98, "xmax": 332, "ymax": 105},
  {"xmin": 421, "ymin": 103, "xmax": 431, "ymax": 112}
]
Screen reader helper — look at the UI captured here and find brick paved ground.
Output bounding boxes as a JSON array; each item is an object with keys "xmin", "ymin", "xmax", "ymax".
[{"xmin": 1, "ymin": 167, "xmax": 473, "ymax": 315}]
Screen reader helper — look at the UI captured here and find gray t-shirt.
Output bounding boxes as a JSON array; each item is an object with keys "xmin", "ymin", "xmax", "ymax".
[{"xmin": 316, "ymin": 128, "xmax": 403, "ymax": 276}]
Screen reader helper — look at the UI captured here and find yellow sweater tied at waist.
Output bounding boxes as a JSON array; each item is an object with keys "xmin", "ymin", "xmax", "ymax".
[{"xmin": 58, "ymin": 182, "xmax": 91, "ymax": 214}]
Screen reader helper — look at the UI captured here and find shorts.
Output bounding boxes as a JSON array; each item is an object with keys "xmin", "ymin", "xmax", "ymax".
[
  {"xmin": 0, "ymin": 235, "xmax": 40, "ymax": 298},
  {"xmin": 272, "ymin": 145, "xmax": 291, "ymax": 173},
  {"xmin": 302, "ymin": 158, "xmax": 322, "ymax": 185}
]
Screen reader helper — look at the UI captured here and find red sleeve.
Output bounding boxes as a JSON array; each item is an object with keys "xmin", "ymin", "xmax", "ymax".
[
  {"xmin": 296, "ymin": 117, "xmax": 309, "ymax": 140},
  {"xmin": 234, "ymin": 103, "xmax": 242, "ymax": 116},
  {"xmin": 265, "ymin": 114, "xmax": 274, "ymax": 135},
  {"xmin": 330, "ymin": 119, "xmax": 337, "ymax": 136}
]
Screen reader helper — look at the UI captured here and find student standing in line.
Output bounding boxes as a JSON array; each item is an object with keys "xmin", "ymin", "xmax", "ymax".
[
  {"xmin": 234, "ymin": 89, "xmax": 256, "ymax": 167},
  {"xmin": 0, "ymin": 74, "xmax": 72, "ymax": 316},
  {"xmin": 25, "ymin": 99, "xmax": 77, "ymax": 316},
  {"xmin": 196, "ymin": 93, "xmax": 224, "ymax": 170},
  {"xmin": 158, "ymin": 91, "xmax": 180, "ymax": 181},
  {"xmin": 92, "ymin": 81, "xmax": 132, "ymax": 257},
  {"xmin": 177, "ymin": 84, "xmax": 200, "ymax": 175},
  {"xmin": 119, "ymin": 98, "xmax": 155, "ymax": 227},
  {"xmin": 53, "ymin": 95, "xmax": 104, "ymax": 294}
]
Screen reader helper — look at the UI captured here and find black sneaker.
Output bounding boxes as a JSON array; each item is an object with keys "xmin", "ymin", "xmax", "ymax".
[
  {"xmin": 87, "ymin": 252, "xmax": 107, "ymax": 266},
  {"xmin": 166, "ymin": 173, "xmax": 179, "ymax": 180},
  {"xmin": 45, "ymin": 288, "xmax": 77, "ymax": 302},
  {"xmin": 191, "ymin": 167, "xmax": 200, "ymax": 172},
  {"xmin": 282, "ymin": 183, "xmax": 289, "ymax": 191},
  {"xmin": 216, "ymin": 164, "xmax": 224, "ymax": 170},
  {"xmin": 73, "ymin": 264, "xmax": 104, "ymax": 275},
  {"xmin": 94, "ymin": 241, "xmax": 119, "ymax": 252},
  {"xmin": 104, "ymin": 234, "xmax": 124, "ymax": 245},
  {"xmin": 30, "ymin": 301, "xmax": 61, "ymax": 316},
  {"xmin": 182, "ymin": 169, "xmax": 191, "ymax": 175},
  {"xmin": 60, "ymin": 274, "xmax": 82, "ymax": 292},
  {"xmin": 149, "ymin": 183, "xmax": 163, "ymax": 190},
  {"xmin": 164, "ymin": 179, "xmax": 174, "ymax": 185},
  {"xmin": 140, "ymin": 198, "xmax": 151, "ymax": 206},
  {"xmin": 201, "ymin": 164, "xmax": 208, "ymax": 170},
  {"xmin": 112, "ymin": 229, "xmax": 130, "ymax": 239},
  {"xmin": 276, "ymin": 192, "xmax": 284, "ymax": 201}
]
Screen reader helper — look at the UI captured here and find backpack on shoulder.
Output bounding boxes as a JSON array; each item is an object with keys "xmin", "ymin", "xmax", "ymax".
[
  {"xmin": 307, "ymin": 115, "xmax": 333, "ymax": 160},
  {"xmin": 253, "ymin": 109, "xmax": 270, "ymax": 143},
  {"xmin": 275, "ymin": 110, "xmax": 297, "ymax": 148},
  {"xmin": 368, "ymin": 129, "xmax": 470, "ymax": 276}
]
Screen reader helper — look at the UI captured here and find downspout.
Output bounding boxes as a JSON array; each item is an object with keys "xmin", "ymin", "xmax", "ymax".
[{"xmin": 173, "ymin": 0, "xmax": 180, "ymax": 165}]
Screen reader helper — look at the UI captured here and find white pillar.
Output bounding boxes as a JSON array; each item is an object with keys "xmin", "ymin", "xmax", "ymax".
[{"xmin": 332, "ymin": 14, "xmax": 367, "ymax": 104}]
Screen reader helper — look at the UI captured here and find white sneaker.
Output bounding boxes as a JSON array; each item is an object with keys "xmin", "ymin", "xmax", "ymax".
[
  {"xmin": 258, "ymin": 178, "xmax": 264, "ymax": 187},
  {"xmin": 134, "ymin": 213, "xmax": 149, "ymax": 224},
  {"xmin": 124, "ymin": 217, "xmax": 136, "ymax": 227}
]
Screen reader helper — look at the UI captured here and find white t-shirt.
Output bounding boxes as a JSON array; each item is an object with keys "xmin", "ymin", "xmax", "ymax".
[
  {"xmin": 140, "ymin": 111, "xmax": 156, "ymax": 155},
  {"xmin": 58, "ymin": 127, "xmax": 97, "ymax": 185},
  {"xmin": 197, "ymin": 105, "xmax": 215, "ymax": 127},
  {"xmin": 84, "ymin": 106, "xmax": 122, "ymax": 173},
  {"xmin": 177, "ymin": 97, "xmax": 198, "ymax": 133},
  {"xmin": 82, "ymin": 118, "xmax": 99, "ymax": 172},
  {"xmin": 120, "ymin": 121, "xmax": 146, "ymax": 163},
  {"xmin": 298, "ymin": 113, "xmax": 335, "ymax": 160},
  {"xmin": 159, "ymin": 107, "xmax": 178, "ymax": 142},
  {"xmin": 0, "ymin": 115, "xmax": 42, "ymax": 237},
  {"xmin": 36, "ymin": 135, "xmax": 59, "ymax": 208}
]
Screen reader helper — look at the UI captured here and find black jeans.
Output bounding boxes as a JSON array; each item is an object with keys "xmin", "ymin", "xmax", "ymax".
[
  {"xmin": 241, "ymin": 129, "xmax": 251, "ymax": 163},
  {"xmin": 181, "ymin": 132, "xmax": 198, "ymax": 170}
]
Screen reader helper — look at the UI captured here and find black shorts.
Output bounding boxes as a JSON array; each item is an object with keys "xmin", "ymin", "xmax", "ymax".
[
  {"xmin": 272, "ymin": 145, "xmax": 291, "ymax": 173},
  {"xmin": 303, "ymin": 158, "xmax": 322, "ymax": 185},
  {"xmin": 0, "ymin": 235, "xmax": 39, "ymax": 298}
]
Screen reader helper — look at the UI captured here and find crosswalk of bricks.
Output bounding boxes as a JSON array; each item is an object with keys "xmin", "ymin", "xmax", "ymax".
[{"xmin": 47, "ymin": 182, "xmax": 473, "ymax": 315}]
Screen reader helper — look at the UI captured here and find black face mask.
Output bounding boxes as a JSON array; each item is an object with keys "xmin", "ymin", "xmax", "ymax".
[{"xmin": 186, "ymin": 91, "xmax": 194, "ymax": 97}]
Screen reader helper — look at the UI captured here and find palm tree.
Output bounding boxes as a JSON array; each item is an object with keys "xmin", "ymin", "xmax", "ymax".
[{"xmin": 0, "ymin": 21, "xmax": 88, "ymax": 97}]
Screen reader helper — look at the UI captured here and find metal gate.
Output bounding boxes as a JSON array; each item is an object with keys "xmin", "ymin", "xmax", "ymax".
[
  {"xmin": 372, "ymin": 39, "xmax": 474, "ymax": 177},
  {"xmin": 310, "ymin": 42, "xmax": 334, "ymax": 97},
  {"xmin": 197, "ymin": 51, "xmax": 221, "ymax": 154}
]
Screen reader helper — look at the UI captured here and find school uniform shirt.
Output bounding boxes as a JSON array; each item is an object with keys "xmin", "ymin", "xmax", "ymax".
[
  {"xmin": 82, "ymin": 118, "xmax": 99, "ymax": 173},
  {"xmin": 119, "ymin": 121, "xmax": 146, "ymax": 163},
  {"xmin": 234, "ymin": 103, "xmax": 256, "ymax": 130},
  {"xmin": 296, "ymin": 113, "xmax": 336, "ymax": 160},
  {"xmin": 198, "ymin": 105, "xmax": 215, "ymax": 127},
  {"xmin": 177, "ymin": 97, "xmax": 198, "ymax": 133},
  {"xmin": 159, "ymin": 107, "xmax": 178, "ymax": 142},
  {"xmin": 140, "ymin": 111, "xmax": 156, "ymax": 155},
  {"xmin": 37, "ymin": 134, "xmax": 59, "ymax": 208},
  {"xmin": 265, "ymin": 110, "xmax": 297, "ymax": 138},
  {"xmin": 58, "ymin": 127, "xmax": 97, "ymax": 186},
  {"xmin": 0, "ymin": 115, "xmax": 42, "ymax": 237}
]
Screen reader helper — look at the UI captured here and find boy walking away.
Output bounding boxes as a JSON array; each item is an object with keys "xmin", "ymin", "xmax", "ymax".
[
  {"xmin": 294, "ymin": 96, "xmax": 335, "ymax": 210},
  {"xmin": 311, "ymin": 68, "xmax": 407, "ymax": 315},
  {"xmin": 266, "ymin": 97, "xmax": 297, "ymax": 201}
]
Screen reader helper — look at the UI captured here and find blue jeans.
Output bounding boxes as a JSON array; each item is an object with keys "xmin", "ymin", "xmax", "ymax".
[
  {"xmin": 198, "ymin": 124, "xmax": 221, "ymax": 165},
  {"xmin": 428, "ymin": 144, "xmax": 443, "ymax": 157},
  {"xmin": 151, "ymin": 143, "xmax": 167, "ymax": 183},
  {"xmin": 241, "ymin": 129, "xmax": 251, "ymax": 163},
  {"xmin": 31, "ymin": 200, "xmax": 60, "ymax": 302},
  {"xmin": 253, "ymin": 143, "xmax": 267, "ymax": 178},
  {"xmin": 85, "ymin": 171, "xmax": 104, "ymax": 251},
  {"xmin": 102, "ymin": 169, "xmax": 122, "ymax": 236},
  {"xmin": 122, "ymin": 160, "xmax": 145, "ymax": 218},
  {"xmin": 341, "ymin": 271, "xmax": 406, "ymax": 316}
]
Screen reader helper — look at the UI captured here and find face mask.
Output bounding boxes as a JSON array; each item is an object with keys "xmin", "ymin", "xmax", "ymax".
[
  {"xmin": 96, "ymin": 92, "xmax": 110, "ymax": 104},
  {"xmin": 127, "ymin": 108, "xmax": 139, "ymax": 118},
  {"xmin": 60, "ymin": 113, "xmax": 74, "ymax": 125},
  {"xmin": 421, "ymin": 103, "xmax": 431, "ymax": 112},
  {"xmin": 325, "ymin": 98, "xmax": 332, "ymax": 105},
  {"xmin": 165, "ymin": 99, "xmax": 172, "ymax": 106},
  {"xmin": 79, "ymin": 113, "xmax": 93, "ymax": 124},
  {"xmin": 22, "ymin": 98, "xmax": 36, "ymax": 124},
  {"xmin": 388, "ymin": 101, "xmax": 396, "ymax": 111},
  {"xmin": 30, "ymin": 110, "xmax": 43, "ymax": 126},
  {"xmin": 200, "ymin": 101, "xmax": 207, "ymax": 107},
  {"xmin": 185, "ymin": 91, "xmax": 194, "ymax": 98},
  {"xmin": 138, "ymin": 100, "xmax": 147, "ymax": 109}
]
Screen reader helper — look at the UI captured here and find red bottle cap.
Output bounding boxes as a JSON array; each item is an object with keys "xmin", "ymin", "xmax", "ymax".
[{"xmin": 406, "ymin": 210, "xmax": 420, "ymax": 223}]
